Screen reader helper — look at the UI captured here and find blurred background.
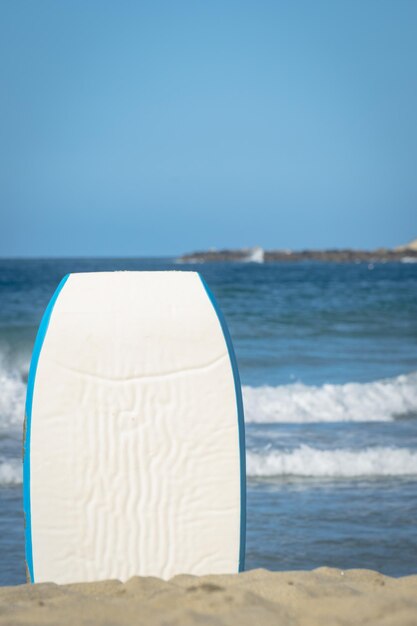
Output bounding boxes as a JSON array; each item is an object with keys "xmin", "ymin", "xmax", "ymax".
[{"xmin": 1, "ymin": 1, "xmax": 416, "ymax": 585}]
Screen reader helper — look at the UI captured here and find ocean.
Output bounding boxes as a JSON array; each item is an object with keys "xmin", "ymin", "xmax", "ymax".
[{"xmin": 0, "ymin": 257, "xmax": 416, "ymax": 585}]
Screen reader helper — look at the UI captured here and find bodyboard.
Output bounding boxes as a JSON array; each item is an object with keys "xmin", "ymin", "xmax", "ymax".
[{"xmin": 23, "ymin": 271, "xmax": 245, "ymax": 584}]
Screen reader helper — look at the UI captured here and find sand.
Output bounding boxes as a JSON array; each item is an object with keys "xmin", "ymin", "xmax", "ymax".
[{"xmin": 1, "ymin": 568, "xmax": 417, "ymax": 626}]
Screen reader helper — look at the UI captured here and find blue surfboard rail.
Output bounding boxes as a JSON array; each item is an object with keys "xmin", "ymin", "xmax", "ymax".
[
  {"xmin": 198, "ymin": 274, "xmax": 246, "ymax": 572},
  {"xmin": 23, "ymin": 274, "xmax": 70, "ymax": 583}
]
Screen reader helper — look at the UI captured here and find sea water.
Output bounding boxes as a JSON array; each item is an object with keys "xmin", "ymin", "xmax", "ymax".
[{"xmin": 0, "ymin": 258, "xmax": 416, "ymax": 584}]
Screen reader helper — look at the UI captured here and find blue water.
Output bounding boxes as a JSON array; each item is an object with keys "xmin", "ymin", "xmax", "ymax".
[{"xmin": 0, "ymin": 258, "xmax": 416, "ymax": 585}]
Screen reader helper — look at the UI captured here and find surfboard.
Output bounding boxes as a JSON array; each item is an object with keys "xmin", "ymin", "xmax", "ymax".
[{"xmin": 23, "ymin": 271, "xmax": 245, "ymax": 584}]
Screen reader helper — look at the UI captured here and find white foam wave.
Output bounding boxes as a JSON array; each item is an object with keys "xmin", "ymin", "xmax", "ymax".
[
  {"xmin": 1, "ymin": 348, "xmax": 417, "ymax": 433},
  {"xmin": 243, "ymin": 371, "xmax": 417, "ymax": 423},
  {"xmin": 247, "ymin": 445, "xmax": 417, "ymax": 478},
  {"xmin": 2, "ymin": 446, "xmax": 415, "ymax": 484},
  {"xmin": 0, "ymin": 365, "xmax": 26, "ymax": 431},
  {"xmin": 0, "ymin": 459, "xmax": 22, "ymax": 485}
]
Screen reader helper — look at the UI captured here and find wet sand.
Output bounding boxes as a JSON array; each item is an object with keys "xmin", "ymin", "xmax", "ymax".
[{"xmin": 1, "ymin": 567, "xmax": 416, "ymax": 625}]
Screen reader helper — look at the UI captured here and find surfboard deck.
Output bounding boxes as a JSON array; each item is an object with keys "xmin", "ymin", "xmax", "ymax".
[{"xmin": 23, "ymin": 271, "xmax": 245, "ymax": 584}]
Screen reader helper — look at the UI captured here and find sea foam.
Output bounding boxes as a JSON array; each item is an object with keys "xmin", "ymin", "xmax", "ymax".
[
  {"xmin": 243, "ymin": 371, "xmax": 417, "ymax": 423},
  {"xmin": 247, "ymin": 445, "xmax": 417, "ymax": 478},
  {"xmin": 2, "ymin": 445, "xmax": 416, "ymax": 485},
  {"xmin": 0, "ymin": 459, "xmax": 22, "ymax": 485},
  {"xmin": 0, "ymin": 363, "xmax": 27, "ymax": 432},
  {"xmin": 1, "ymin": 359, "xmax": 417, "ymax": 431}
]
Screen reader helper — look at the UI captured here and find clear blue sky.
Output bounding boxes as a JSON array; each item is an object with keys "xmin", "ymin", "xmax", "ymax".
[{"xmin": 1, "ymin": 0, "xmax": 416, "ymax": 256}]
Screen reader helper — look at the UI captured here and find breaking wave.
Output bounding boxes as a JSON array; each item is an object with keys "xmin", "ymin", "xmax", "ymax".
[
  {"xmin": 0, "ymin": 363, "xmax": 26, "ymax": 432},
  {"xmin": 247, "ymin": 445, "xmax": 417, "ymax": 478},
  {"xmin": 0, "ymin": 459, "xmax": 22, "ymax": 485},
  {"xmin": 2, "ymin": 445, "xmax": 417, "ymax": 485},
  {"xmin": 243, "ymin": 371, "xmax": 417, "ymax": 423},
  {"xmin": 1, "ymin": 361, "xmax": 417, "ymax": 432}
]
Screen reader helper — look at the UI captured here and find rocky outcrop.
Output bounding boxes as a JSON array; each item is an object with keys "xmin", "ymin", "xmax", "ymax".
[{"xmin": 178, "ymin": 244, "xmax": 417, "ymax": 263}]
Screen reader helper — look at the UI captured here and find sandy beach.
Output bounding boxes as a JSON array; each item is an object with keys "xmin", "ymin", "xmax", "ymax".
[{"xmin": 1, "ymin": 568, "xmax": 416, "ymax": 626}]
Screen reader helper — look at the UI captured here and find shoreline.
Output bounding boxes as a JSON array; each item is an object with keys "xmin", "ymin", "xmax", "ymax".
[{"xmin": 1, "ymin": 567, "xmax": 416, "ymax": 625}]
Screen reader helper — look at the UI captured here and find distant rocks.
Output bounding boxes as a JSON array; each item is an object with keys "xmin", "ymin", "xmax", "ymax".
[
  {"xmin": 178, "ymin": 242, "xmax": 417, "ymax": 264},
  {"xmin": 181, "ymin": 247, "xmax": 265, "ymax": 264}
]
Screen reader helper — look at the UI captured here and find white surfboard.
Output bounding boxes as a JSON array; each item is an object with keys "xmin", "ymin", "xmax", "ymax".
[{"xmin": 23, "ymin": 271, "xmax": 245, "ymax": 584}]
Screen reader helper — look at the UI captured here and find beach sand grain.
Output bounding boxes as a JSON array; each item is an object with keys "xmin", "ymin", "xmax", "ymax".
[{"xmin": 1, "ymin": 568, "xmax": 416, "ymax": 626}]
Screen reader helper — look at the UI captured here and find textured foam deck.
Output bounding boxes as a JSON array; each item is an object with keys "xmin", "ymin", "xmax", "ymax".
[{"xmin": 23, "ymin": 271, "xmax": 245, "ymax": 584}]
